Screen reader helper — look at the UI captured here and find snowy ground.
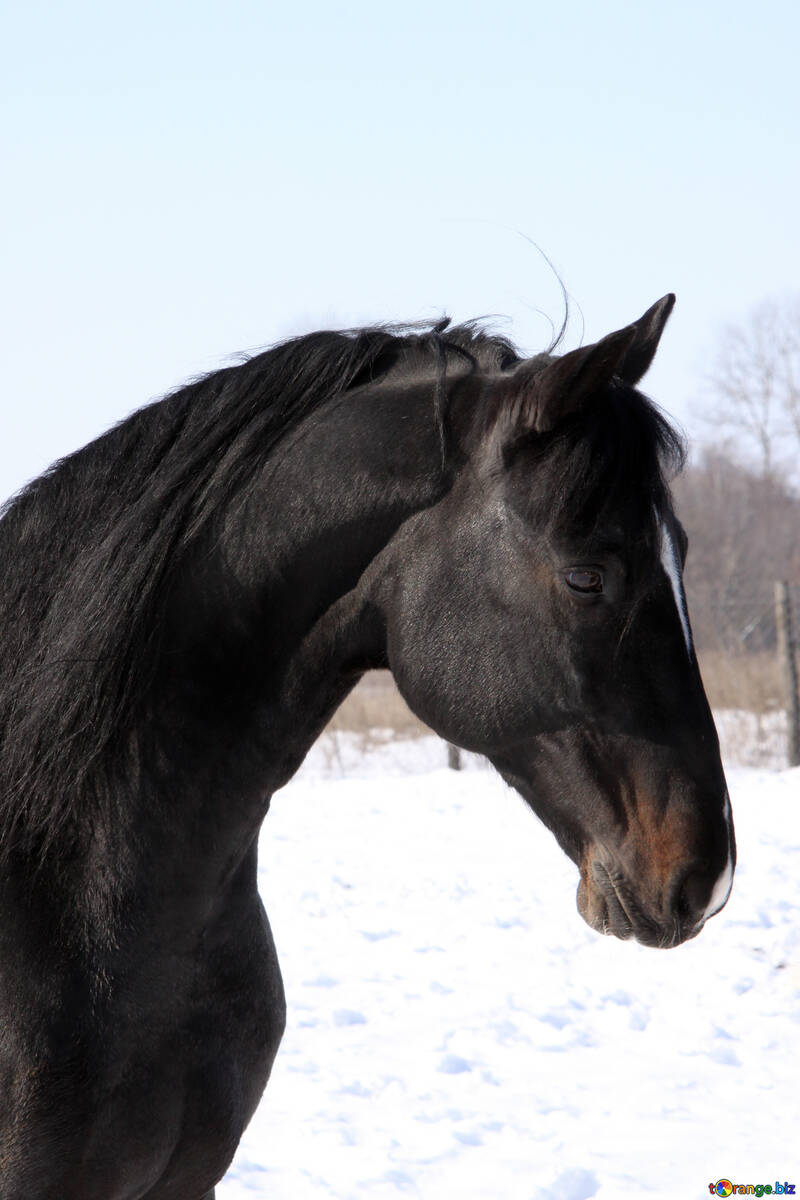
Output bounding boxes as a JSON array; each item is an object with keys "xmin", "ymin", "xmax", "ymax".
[{"xmin": 219, "ymin": 732, "xmax": 800, "ymax": 1200}]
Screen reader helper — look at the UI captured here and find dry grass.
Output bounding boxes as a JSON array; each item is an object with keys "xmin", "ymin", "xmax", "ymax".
[{"xmin": 326, "ymin": 671, "xmax": 428, "ymax": 739}]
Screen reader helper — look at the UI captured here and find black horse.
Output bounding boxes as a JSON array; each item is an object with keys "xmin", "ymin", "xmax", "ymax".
[{"xmin": 0, "ymin": 295, "xmax": 734, "ymax": 1198}]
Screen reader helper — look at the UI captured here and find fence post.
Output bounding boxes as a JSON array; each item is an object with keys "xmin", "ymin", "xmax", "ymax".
[
  {"xmin": 774, "ymin": 580, "xmax": 800, "ymax": 768},
  {"xmin": 447, "ymin": 743, "xmax": 462, "ymax": 771}
]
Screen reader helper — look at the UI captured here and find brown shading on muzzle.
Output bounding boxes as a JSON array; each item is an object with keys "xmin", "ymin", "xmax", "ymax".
[{"xmin": 577, "ymin": 790, "xmax": 733, "ymax": 949}]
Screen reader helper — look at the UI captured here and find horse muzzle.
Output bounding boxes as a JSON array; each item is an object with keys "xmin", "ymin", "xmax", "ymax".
[{"xmin": 576, "ymin": 853, "xmax": 728, "ymax": 949}]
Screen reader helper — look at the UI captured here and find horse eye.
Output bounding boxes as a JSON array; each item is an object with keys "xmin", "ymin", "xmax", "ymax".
[{"xmin": 565, "ymin": 569, "xmax": 604, "ymax": 594}]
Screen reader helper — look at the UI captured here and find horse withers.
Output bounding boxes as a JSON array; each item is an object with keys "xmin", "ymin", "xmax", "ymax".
[{"xmin": 0, "ymin": 295, "xmax": 734, "ymax": 1197}]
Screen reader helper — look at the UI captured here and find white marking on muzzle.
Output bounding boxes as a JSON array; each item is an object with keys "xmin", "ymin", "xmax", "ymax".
[
  {"xmin": 703, "ymin": 791, "xmax": 734, "ymax": 921},
  {"xmin": 659, "ymin": 522, "xmax": 692, "ymax": 654}
]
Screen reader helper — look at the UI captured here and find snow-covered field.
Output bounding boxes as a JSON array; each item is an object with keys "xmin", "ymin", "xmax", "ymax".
[{"xmin": 220, "ymin": 732, "xmax": 800, "ymax": 1200}]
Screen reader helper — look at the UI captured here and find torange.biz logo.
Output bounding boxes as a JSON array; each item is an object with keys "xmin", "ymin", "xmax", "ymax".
[{"xmin": 709, "ymin": 1183, "xmax": 795, "ymax": 1197}]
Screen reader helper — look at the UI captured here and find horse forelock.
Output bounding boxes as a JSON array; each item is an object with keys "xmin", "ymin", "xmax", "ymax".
[{"xmin": 518, "ymin": 379, "xmax": 685, "ymax": 578}]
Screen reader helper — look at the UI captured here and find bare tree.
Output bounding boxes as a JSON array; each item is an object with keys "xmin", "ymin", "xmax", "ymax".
[{"xmin": 705, "ymin": 295, "xmax": 800, "ymax": 482}]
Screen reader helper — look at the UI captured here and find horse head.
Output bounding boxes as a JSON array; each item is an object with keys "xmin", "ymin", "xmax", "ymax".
[{"xmin": 370, "ymin": 297, "xmax": 734, "ymax": 948}]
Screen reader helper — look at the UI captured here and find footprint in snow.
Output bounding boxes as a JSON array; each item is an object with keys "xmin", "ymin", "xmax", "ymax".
[
  {"xmin": 453, "ymin": 1130, "xmax": 482, "ymax": 1146},
  {"xmin": 533, "ymin": 1167, "xmax": 599, "ymax": 1200},
  {"xmin": 333, "ymin": 1009, "xmax": 367, "ymax": 1027},
  {"xmin": 437, "ymin": 1054, "xmax": 472, "ymax": 1074}
]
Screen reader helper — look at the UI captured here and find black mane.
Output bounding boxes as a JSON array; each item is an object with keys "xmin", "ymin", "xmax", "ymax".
[{"xmin": 0, "ymin": 320, "xmax": 515, "ymax": 861}]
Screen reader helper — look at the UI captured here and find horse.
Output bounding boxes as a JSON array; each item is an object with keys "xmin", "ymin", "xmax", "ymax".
[{"xmin": 0, "ymin": 294, "xmax": 735, "ymax": 1198}]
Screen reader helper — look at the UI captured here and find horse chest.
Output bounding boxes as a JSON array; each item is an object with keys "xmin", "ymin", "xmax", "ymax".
[{"xmin": 0, "ymin": 886, "xmax": 285, "ymax": 1199}]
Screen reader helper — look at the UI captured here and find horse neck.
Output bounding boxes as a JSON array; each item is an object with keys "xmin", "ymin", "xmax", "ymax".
[
  {"xmin": 158, "ymin": 378, "xmax": 452, "ymax": 811},
  {"xmin": 248, "ymin": 386, "xmax": 448, "ymax": 641}
]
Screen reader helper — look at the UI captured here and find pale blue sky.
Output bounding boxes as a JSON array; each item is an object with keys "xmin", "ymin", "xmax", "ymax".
[{"xmin": 2, "ymin": 0, "xmax": 798, "ymax": 497}]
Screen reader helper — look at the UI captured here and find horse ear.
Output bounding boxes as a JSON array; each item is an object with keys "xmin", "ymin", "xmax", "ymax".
[
  {"xmin": 507, "ymin": 293, "xmax": 676, "ymax": 436},
  {"xmin": 615, "ymin": 293, "xmax": 676, "ymax": 385},
  {"xmin": 513, "ymin": 325, "xmax": 637, "ymax": 435}
]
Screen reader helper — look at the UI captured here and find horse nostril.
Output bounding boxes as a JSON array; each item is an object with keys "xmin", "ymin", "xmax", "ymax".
[{"xmin": 673, "ymin": 870, "xmax": 709, "ymax": 925}]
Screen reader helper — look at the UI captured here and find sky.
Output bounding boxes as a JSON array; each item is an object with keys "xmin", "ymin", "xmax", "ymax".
[{"xmin": 2, "ymin": 0, "xmax": 799, "ymax": 499}]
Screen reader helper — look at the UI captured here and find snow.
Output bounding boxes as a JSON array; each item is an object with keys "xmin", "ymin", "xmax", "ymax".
[
  {"xmin": 219, "ymin": 733, "xmax": 800, "ymax": 1199},
  {"xmin": 714, "ymin": 709, "xmax": 791, "ymax": 770}
]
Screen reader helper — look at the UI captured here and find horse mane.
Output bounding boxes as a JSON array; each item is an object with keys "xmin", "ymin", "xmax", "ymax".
[{"xmin": 0, "ymin": 319, "xmax": 516, "ymax": 862}]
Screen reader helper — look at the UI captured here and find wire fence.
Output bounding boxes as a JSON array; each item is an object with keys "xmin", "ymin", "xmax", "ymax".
[{"xmin": 688, "ymin": 583, "xmax": 800, "ymax": 654}]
